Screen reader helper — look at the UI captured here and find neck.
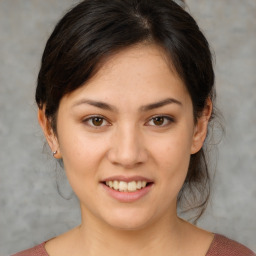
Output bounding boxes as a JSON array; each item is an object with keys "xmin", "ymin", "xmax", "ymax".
[{"xmin": 76, "ymin": 208, "xmax": 184, "ymax": 256}]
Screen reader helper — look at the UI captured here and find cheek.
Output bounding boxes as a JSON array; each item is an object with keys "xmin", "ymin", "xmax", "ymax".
[
  {"xmin": 149, "ymin": 128, "xmax": 193, "ymax": 186},
  {"xmin": 58, "ymin": 134, "xmax": 104, "ymax": 207},
  {"xmin": 57, "ymin": 123, "xmax": 106, "ymax": 185},
  {"xmin": 152, "ymin": 130, "xmax": 193, "ymax": 166}
]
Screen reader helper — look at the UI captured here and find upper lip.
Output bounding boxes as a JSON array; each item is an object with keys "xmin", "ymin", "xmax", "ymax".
[{"xmin": 102, "ymin": 175, "xmax": 154, "ymax": 183}]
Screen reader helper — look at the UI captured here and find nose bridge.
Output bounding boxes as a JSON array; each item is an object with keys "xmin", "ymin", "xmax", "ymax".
[{"xmin": 108, "ymin": 122, "xmax": 146, "ymax": 167}]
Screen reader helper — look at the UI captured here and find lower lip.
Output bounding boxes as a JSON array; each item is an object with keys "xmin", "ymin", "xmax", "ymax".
[{"xmin": 101, "ymin": 183, "xmax": 153, "ymax": 203}]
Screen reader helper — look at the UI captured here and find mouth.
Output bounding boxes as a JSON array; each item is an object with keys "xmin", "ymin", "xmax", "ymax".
[
  {"xmin": 101, "ymin": 176, "xmax": 154, "ymax": 202},
  {"xmin": 103, "ymin": 180, "xmax": 153, "ymax": 192}
]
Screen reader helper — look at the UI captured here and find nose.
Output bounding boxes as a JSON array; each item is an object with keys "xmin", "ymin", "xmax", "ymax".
[{"xmin": 107, "ymin": 124, "xmax": 148, "ymax": 168}]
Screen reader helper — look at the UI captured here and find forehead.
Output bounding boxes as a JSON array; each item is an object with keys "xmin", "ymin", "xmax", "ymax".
[
  {"xmin": 61, "ymin": 44, "xmax": 190, "ymax": 108},
  {"xmin": 96, "ymin": 44, "xmax": 178, "ymax": 82}
]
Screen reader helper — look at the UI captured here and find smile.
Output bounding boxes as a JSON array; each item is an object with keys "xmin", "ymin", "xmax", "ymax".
[{"xmin": 105, "ymin": 180, "xmax": 147, "ymax": 192}]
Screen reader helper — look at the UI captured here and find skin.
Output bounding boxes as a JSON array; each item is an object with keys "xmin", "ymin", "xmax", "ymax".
[{"xmin": 39, "ymin": 44, "xmax": 213, "ymax": 256}]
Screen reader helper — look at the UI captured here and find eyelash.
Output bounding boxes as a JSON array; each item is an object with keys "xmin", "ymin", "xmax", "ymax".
[{"xmin": 82, "ymin": 115, "xmax": 175, "ymax": 128}]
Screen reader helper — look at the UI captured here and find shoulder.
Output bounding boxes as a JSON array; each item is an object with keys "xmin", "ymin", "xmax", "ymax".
[
  {"xmin": 11, "ymin": 242, "xmax": 48, "ymax": 256},
  {"xmin": 206, "ymin": 234, "xmax": 255, "ymax": 256}
]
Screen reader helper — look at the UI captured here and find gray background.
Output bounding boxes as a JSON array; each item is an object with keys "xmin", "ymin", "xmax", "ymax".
[{"xmin": 0, "ymin": 0, "xmax": 255, "ymax": 255}]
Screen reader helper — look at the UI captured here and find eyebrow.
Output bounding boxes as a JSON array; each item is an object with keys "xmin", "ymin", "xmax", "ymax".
[
  {"xmin": 139, "ymin": 98, "xmax": 182, "ymax": 111},
  {"xmin": 72, "ymin": 99, "xmax": 118, "ymax": 112},
  {"xmin": 72, "ymin": 97, "xmax": 182, "ymax": 112}
]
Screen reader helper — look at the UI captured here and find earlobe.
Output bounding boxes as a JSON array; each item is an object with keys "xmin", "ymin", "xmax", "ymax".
[
  {"xmin": 190, "ymin": 98, "xmax": 212, "ymax": 154},
  {"xmin": 37, "ymin": 108, "xmax": 62, "ymax": 159}
]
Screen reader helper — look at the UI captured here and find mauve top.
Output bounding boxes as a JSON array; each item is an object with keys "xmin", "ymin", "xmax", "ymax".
[{"xmin": 12, "ymin": 234, "xmax": 255, "ymax": 256}]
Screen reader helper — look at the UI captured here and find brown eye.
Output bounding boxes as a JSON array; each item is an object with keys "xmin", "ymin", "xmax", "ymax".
[
  {"xmin": 83, "ymin": 115, "xmax": 109, "ymax": 128},
  {"xmin": 146, "ymin": 115, "xmax": 174, "ymax": 127},
  {"xmin": 92, "ymin": 117, "xmax": 104, "ymax": 126},
  {"xmin": 152, "ymin": 116, "xmax": 165, "ymax": 126}
]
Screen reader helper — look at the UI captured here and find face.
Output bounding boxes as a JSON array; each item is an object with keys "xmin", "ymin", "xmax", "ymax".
[{"xmin": 40, "ymin": 44, "xmax": 210, "ymax": 231}]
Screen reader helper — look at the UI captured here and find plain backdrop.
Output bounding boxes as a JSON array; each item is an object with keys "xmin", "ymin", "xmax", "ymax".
[{"xmin": 0, "ymin": 0, "xmax": 255, "ymax": 255}]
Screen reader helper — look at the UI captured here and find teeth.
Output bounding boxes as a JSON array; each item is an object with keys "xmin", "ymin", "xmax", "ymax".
[
  {"xmin": 105, "ymin": 180, "xmax": 148, "ymax": 192},
  {"xmin": 113, "ymin": 180, "xmax": 118, "ymax": 190},
  {"xmin": 128, "ymin": 181, "xmax": 136, "ymax": 192},
  {"xmin": 136, "ymin": 181, "xmax": 142, "ymax": 189},
  {"xmin": 119, "ymin": 181, "xmax": 127, "ymax": 191},
  {"xmin": 141, "ymin": 181, "xmax": 146, "ymax": 187}
]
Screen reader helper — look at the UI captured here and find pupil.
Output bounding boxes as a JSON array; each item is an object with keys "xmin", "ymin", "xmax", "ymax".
[
  {"xmin": 154, "ymin": 117, "xmax": 164, "ymax": 125},
  {"xmin": 93, "ymin": 117, "xmax": 103, "ymax": 126}
]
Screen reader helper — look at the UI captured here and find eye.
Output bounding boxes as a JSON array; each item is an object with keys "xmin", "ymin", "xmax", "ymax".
[
  {"xmin": 146, "ymin": 115, "xmax": 174, "ymax": 127},
  {"xmin": 83, "ymin": 116, "xmax": 110, "ymax": 127}
]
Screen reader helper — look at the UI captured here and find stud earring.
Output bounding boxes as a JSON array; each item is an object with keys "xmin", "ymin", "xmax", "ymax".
[{"xmin": 52, "ymin": 150, "xmax": 57, "ymax": 157}]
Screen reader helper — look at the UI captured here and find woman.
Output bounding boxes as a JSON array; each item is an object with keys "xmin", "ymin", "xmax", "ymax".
[{"xmin": 13, "ymin": 0, "xmax": 255, "ymax": 255}]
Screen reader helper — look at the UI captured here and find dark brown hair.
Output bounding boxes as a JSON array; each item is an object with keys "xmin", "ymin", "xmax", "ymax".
[{"xmin": 36, "ymin": 0, "xmax": 215, "ymax": 221}]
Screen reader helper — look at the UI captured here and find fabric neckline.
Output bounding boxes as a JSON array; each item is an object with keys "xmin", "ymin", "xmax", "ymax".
[{"xmin": 42, "ymin": 233, "xmax": 218, "ymax": 256}]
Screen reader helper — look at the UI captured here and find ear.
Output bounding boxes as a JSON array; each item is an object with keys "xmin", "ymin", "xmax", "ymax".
[
  {"xmin": 190, "ymin": 98, "xmax": 212, "ymax": 154},
  {"xmin": 38, "ymin": 108, "xmax": 62, "ymax": 159}
]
